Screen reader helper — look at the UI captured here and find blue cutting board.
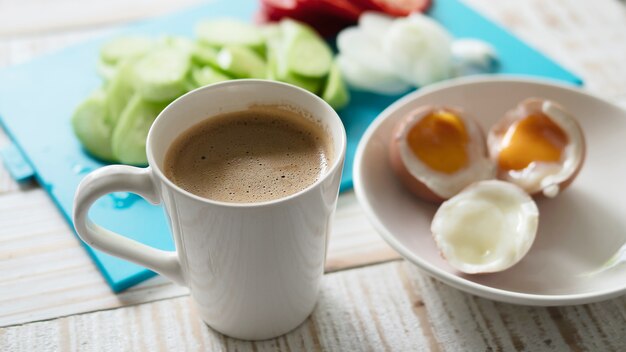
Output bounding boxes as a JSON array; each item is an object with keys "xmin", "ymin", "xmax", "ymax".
[{"xmin": 0, "ymin": 0, "xmax": 581, "ymax": 292}]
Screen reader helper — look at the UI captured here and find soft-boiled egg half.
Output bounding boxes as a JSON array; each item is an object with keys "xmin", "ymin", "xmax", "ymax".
[
  {"xmin": 431, "ymin": 180, "xmax": 539, "ymax": 274},
  {"xmin": 389, "ymin": 106, "xmax": 495, "ymax": 202},
  {"xmin": 488, "ymin": 98, "xmax": 586, "ymax": 198}
]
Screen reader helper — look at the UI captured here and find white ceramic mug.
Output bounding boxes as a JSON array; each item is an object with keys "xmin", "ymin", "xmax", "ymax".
[{"xmin": 72, "ymin": 80, "xmax": 346, "ymax": 340}]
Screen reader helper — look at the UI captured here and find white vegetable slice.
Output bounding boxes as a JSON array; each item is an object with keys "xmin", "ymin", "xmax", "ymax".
[
  {"xmin": 358, "ymin": 11, "xmax": 394, "ymax": 43},
  {"xmin": 337, "ymin": 27, "xmax": 396, "ymax": 76},
  {"xmin": 383, "ymin": 14, "xmax": 453, "ymax": 87},
  {"xmin": 337, "ymin": 54, "xmax": 411, "ymax": 95},
  {"xmin": 336, "ymin": 26, "xmax": 411, "ymax": 95}
]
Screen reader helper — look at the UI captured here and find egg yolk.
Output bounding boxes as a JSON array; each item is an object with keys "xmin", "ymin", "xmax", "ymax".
[
  {"xmin": 498, "ymin": 114, "xmax": 569, "ymax": 171},
  {"xmin": 407, "ymin": 110, "xmax": 469, "ymax": 174}
]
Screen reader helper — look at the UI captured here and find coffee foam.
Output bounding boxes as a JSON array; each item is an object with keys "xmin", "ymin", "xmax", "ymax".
[{"xmin": 164, "ymin": 105, "xmax": 333, "ymax": 203}]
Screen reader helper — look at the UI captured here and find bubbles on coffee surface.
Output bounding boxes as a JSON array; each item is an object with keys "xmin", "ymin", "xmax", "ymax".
[{"xmin": 164, "ymin": 105, "xmax": 332, "ymax": 203}]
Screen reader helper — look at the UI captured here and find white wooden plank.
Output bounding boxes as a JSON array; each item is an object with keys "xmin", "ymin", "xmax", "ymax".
[
  {"xmin": 0, "ymin": 129, "xmax": 20, "ymax": 194},
  {"xmin": 1, "ymin": 261, "xmax": 624, "ymax": 351},
  {"xmin": 464, "ymin": 0, "xmax": 626, "ymax": 97},
  {"xmin": 326, "ymin": 193, "xmax": 401, "ymax": 271},
  {"xmin": 0, "ymin": 27, "xmax": 115, "ymax": 68},
  {"xmin": 0, "ymin": 0, "xmax": 205, "ymax": 36}
]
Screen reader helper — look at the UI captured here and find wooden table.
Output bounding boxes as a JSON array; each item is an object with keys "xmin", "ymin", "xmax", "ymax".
[{"xmin": 1, "ymin": 0, "xmax": 625, "ymax": 350}]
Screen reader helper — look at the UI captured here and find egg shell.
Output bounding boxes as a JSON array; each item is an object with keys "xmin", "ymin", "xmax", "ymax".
[
  {"xmin": 389, "ymin": 137, "xmax": 445, "ymax": 203},
  {"xmin": 389, "ymin": 105, "xmax": 490, "ymax": 203},
  {"xmin": 488, "ymin": 98, "xmax": 586, "ymax": 197}
]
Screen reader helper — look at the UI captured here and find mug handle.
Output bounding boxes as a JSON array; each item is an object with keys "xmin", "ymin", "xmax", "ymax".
[{"xmin": 73, "ymin": 165, "xmax": 185, "ymax": 286}]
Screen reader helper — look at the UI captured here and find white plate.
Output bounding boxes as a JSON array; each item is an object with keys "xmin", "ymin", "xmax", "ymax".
[{"xmin": 353, "ymin": 76, "xmax": 626, "ymax": 306}]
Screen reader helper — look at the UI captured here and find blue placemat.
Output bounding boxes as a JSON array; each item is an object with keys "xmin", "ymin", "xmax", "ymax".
[{"xmin": 0, "ymin": 0, "xmax": 581, "ymax": 292}]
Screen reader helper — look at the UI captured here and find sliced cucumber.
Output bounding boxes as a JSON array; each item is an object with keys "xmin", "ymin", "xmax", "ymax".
[
  {"xmin": 267, "ymin": 45, "xmax": 323, "ymax": 94},
  {"xmin": 196, "ymin": 19, "xmax": 265, "ymax": 51},
  {"xmin": 133, "ymin": 48, "xmax": 191, "ymax": 102},
  {"xmin": 268, "ymin": 30, "xmax": 324, "ymax": 94},
  {"xmin": 217, "ymin": 46, "xmax": 267, "ymax": 79},
  {"xmin": 111, "ymin": 95, "xmax": 166, "ymax": 165},
  {"xmin": 71, "ymin": 90, "xmax": 116, "ymax": 162},
  {"xmin": 284, "ymin": 74, "xmax": 323, "ymax": 94},
  {"xmin": 100, "ymin": 36, "xmax": 153, "ymax": 65},
  {"xmin": 106, "ymin": 60, "xmax": 136, "ymax": 125},
  {"xmin": 96, "ymin": 59, "xmax": 118, "ymax": 82},
  {"xmin": 184, "ymin": 77, "xmax": 198, "ymax": 91},
  {"xmin": 192, "ymin": 66, "xmax": 230, "ymax": 87},
  {"xmin": 75, "ymin": 18, "xmax": 351, "ymax": 168},
  {"xmin": 262, "ymin": 24, "xmax": 281, "ymax": 43},
  {"xmin": 322, "ymin": 61, "xmax": 350, "ymax": 110},
  {"xmin": 281, "ymin": 19, "xmax": 332, "ymax": 78},
  {"xmin": 266, "ymin": 51, "xmax": 278, "ymax": 80},
  {"xmin": 192, "ymin": 43, "xmax": 219, "ymax": 66},
  {"xmin": 159, "ymin": 36, "xmax": 194, "ymax": 55},
  {"xmin": 278, "ymin": 71, "xmax": 323, "ymax": 94}
]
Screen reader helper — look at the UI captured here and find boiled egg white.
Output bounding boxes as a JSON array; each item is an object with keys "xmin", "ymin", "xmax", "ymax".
[
  {"xmin": 389, "ymin": 105, "xmax": 495, "ymax": 202},
  {"xmin": 488, "ymin": 98, "xmax": 586, "ymax": 198},
  {"xmin": 431, "ymin": 180, "xmax": 539, "ymax": 274}
]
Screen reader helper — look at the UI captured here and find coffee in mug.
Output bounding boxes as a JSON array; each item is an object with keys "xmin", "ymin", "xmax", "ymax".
[{"xmin": 164, "ymin": 105, "xmax": 333, "ymax": 203}]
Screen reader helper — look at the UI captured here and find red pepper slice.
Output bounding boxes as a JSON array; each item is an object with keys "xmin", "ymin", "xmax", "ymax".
[
  {"xmin": 354, "ymin": 0, "xmax": 432, "ymax": 16},
  {"xmin": 258, "ymin": 0, "xmax": 360, "ymax": 37}
]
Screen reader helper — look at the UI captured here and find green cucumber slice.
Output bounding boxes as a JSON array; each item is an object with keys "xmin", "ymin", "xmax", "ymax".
[
  {"xmin": 192, "ymin": 66, "xmax": 230, "ymax": 87},
  {"xmin": 106, "ymin": 60, "xmax": 136, "ymax": 125},
  {"xmin": 159, "ymin": 36, "xmax": 194, "ymax": 55},
  {"xmin": 196, "ymin": 19, "xmax": 265, "ymax": 50},
  {"xmin": 111, "ymin": 95, "xmax": 166, "ymax": 165},
  {"xmin": 96, "ymin": 59, "xmax": 118, "ymax": 82},
  {"xmin": 133, "ymin": 48, "xmax": 191, "ymax": 102},
  {"xmin": 270, "ymin": 59, "xmax": 322, "ymax": 94},
  {"xmin": 283, "ymin": 73, "xmax": 323, "ymax": 94},
  {"xmin": 262, "ymin": 24, "xmax": 281, "ymax": 43},
  {"xmin": 191, "ymin": 43, "xmax": 234, "ymax": 79},
  {"xmin": 279, "ymin": 71, "xmax": 323, "ymax": 94},
  {"xmin": 322, "ymin": 61, "xmax": 350, "ymax": 110},
  {"xmin": 281, "ymin": 20, "xmax": 332, "ymax": 78},
  {"xmin": 184, "ymin": 77, "xmax": 198, "ymax": 91},
  {"xmin": 71, "ymin": 90, "xmax": 116, "ymax": 162},
  {"xmin": 192, "ymin": 43, "xmax": 219, "ymax": 67},
  {"xmin": 267, "ymin": 34, "xmax": 323, "ymax": 94},
  {"xmin": 100, "ymin": 36, "xmax": 153, "ymax": 65},
  {"xmin": 217, "ymin": 46, "xmax": 267, "ymax": 79}
]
